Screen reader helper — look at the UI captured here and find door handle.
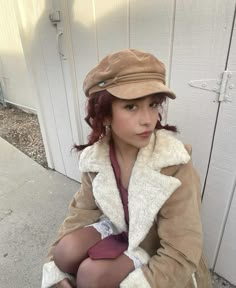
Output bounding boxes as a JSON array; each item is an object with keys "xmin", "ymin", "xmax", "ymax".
[{"xmin": 56, "ymin": 30, "xmax": 64, "ymax": 58}]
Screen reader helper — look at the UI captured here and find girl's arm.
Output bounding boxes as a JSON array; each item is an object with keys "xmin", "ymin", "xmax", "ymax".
[
  {"xmin": 42, "ymin": 172, "xmax": 102, "ymax": 288},
  {"xmin": 121, "ymin": 159, "xmax": 206, "ymax": 288}
]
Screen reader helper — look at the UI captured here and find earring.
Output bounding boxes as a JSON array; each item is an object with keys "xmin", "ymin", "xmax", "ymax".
[
  {"xmin": 105, "ymin": 124, "xmax": 110, "ymax": 135},
  {"xmin": 100, "ymin": 123, "xmax": 110, "ymax": 140}
]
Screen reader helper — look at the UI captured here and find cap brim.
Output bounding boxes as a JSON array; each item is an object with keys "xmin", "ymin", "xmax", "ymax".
[{"xmin": 106, "ymin": 81, "xmax": 176, "ymax": 100}]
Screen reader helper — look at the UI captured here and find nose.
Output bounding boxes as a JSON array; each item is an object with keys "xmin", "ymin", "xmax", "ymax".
[{"xmin": 139, "ymin": 107, "xmax": 151, "ymax": 126}]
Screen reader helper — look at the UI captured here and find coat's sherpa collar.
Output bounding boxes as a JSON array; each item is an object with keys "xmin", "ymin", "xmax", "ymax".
[
  {"xmin": 79, "ymin": 129, "xmax": 190, "ymax": 250},
  {"xmin": 79, "ymin": 129, "xmax": 190, "ymax": 172}
]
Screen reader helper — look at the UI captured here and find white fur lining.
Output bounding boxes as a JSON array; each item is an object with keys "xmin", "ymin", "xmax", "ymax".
[
  {"xmin": 128, "ymin": 167, "xmax": 181, "ymax": 249},
  {"xmin": 125, "ymin": 246, "xmax": 150, "ymax": 266},
  {"xmin": 79, "ymin": 130, "xmax": 190, "ymax": 175},
  {"xmin": 147, "ymin": 130, "xmax": 190, "ymax": 170},
  {"xmin": 192, "ymin": 272, "xmax": 198, "ymax": 288},
  {"xmin": 93, "ymin": 169, "xmax": 127, "ymax": 233},
  {"xmin": 120, "ymin": 268, "xmax": 151, "ymax": 288},
  {"xmin": 41, "ymin": 261, "xmax": 75, "ymax": 288}
]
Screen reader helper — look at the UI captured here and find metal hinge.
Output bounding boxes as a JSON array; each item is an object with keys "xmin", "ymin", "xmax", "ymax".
[{"xmin": 189, "ymin": 71, "xmax": 235, "ymax": 102}]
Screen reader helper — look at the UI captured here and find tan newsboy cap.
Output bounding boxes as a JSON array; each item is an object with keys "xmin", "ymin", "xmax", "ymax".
[{"xmin": 83, "ymin": 49, "xmax": 176, "ymax": 100}]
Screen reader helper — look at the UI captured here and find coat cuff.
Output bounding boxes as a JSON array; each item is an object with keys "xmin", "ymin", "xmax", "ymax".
[
  {"xmin": 120, "ymin": 268, "xmax": 151, "ymax": 288},
  {"xmin": 128, "ymin": 246, "xmax": 150, "ymax": 264},
  {"xmin": 41, "ymin": 261, "xmax": 76, "ymax": 288},
  {"xmin": 124, "ymin": 246, "xmax": 150, "ymax": 269}
]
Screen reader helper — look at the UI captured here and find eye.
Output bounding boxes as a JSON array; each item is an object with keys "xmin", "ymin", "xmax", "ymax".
[
  {"xmin": 124, "ymin": 104, "xmax": 137, "ymax": 110},
  {"xmin": 150, "ymin": 101, "xmax": 158, "ymax": 108}
]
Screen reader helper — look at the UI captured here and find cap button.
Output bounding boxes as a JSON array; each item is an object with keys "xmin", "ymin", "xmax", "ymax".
[{"xmin": 98, "ymin": 81, "xmax": 105, "ymax": 87}]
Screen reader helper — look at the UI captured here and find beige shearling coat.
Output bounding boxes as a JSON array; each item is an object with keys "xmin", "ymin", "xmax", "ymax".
[{"xmin": 45, "ymin": 129, "xmax": 212, "ymax": 288}]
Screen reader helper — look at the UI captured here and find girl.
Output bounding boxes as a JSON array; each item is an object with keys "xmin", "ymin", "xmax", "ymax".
[{"xmin": 42, "ymin": 49, "xmax": 212, "ymax": 288}]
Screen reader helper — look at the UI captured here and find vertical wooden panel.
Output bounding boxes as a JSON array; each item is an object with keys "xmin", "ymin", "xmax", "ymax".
[
  {"xmin": 94, "ymin": 0, "xmax": 129, "ymax": 58},
  {"xmin": 168, "ymin": 0, "xmax": 235, "ymax": 185},
  {"xmin": 15, "ymin": 0, "xmax": 56, "ymax": 169},
  {"xmin": 16, "ymin": 0, "xmax": 82, "ymax": 181},
  {"xmin": 68, "ymin": 0, "xmax": 98, "ymax": 141},
  {"xmin": 36, "ymin": 0, "xmax": 81, "ymax": 180},
  {"xmin": 202, "ymin": 168, "xmax": 236, "ymax": 268},
  {"xmin": 0, "ymin": 0, "xmax": 35, "ymax": 109},
  {"xmin": 129, "ymin": 0, "xmax": 174, "ymax": 74},
  {"xmin": 203, "ymin": 15, "xmax": 236, "ymax": 281},
  {"xmin": 215, "ymin": 184, "xmax": 236, "ymax": 284}
]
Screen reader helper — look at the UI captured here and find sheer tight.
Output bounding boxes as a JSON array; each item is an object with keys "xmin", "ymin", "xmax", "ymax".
[{"xmin": 53, "ymin": 227, "xmax": 134, "ymax": 288}]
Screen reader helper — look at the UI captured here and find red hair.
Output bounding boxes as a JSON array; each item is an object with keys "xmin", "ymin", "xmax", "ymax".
[{"xmin": 74, "ymin": 90, "xmax": 177, "ymax": 151}]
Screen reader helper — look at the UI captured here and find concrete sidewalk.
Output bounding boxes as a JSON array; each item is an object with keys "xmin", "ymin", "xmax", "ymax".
[{"xmin": 0, "ymin": 137, "xmax": 80, "ymax": 288}]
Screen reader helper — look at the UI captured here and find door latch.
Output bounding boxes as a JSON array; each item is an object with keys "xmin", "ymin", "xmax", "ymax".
[
  {"xmin": 49, "ymin": 10, "xmax": 61, "ymax": 24},
  {"xmin": 48, "ymin": 9, "xmax": 66, "ymax": 60}
]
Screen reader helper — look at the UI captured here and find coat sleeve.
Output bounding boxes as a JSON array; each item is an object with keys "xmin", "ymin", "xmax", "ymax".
[
  {"xmin": 48, "ymin": 172, "xmax": 103, "ymax": 260},
  {"xmin": 41, "ymin": 172, "xmax": 103, "ymax": 288},
  {"xmin": 121, "ymin": 158, "xmax": 203, "ymax": 288}
]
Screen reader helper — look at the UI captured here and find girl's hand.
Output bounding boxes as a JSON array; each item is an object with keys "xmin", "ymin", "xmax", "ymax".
[{"xmin": 56, "ymin": 278, "xmax": 74, "ymax": 288}]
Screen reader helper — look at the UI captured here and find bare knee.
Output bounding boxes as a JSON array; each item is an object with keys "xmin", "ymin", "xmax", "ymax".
[
  {"xmin": 76, "ymin": 258, "xmax": 109, "ymax": 288},
  {"xmin": 53, "ymin": 227, "xmax": 101, "ymax": 275},
  {"xmin": 53, "ymin": 233, "xmax": 84, "ymax": 274}
]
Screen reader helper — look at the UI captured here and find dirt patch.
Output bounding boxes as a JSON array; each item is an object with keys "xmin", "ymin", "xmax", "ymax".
[{"xmin": 0, "ymin": 103, "xmax": 47, "ymax": 168}]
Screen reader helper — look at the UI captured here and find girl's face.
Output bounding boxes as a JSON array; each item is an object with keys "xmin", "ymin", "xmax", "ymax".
[{"xmin": 110, "ymin": 95, "xmax": 162, "ymax": 150}]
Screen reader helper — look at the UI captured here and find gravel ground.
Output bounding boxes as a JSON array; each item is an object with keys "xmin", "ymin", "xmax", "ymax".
[
  {"xmin": 0, "ymin": 103, "xmax": 47, "ymax": 168},
  {"xmin": 0, "ymin": 103, "xmax": 235, "ymax": 288},
  {"xmin": 211, "ymin": 272, "xmax": 236, "ymax": 288}
]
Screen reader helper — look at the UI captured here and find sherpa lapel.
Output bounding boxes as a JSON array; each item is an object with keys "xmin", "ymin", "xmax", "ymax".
[
  {"xmin": 127, "ymin": 130, "xmax": 191, "ymax": 249},
  {"xmin": 79, "ymin": 137, "xmax": 127, "ymax": 234},
  {"xmin": 79, "ymin": 130, "xmax": 190, "ymax": 249}
]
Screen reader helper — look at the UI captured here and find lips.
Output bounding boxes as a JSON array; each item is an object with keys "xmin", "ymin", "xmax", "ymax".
[{"xmin": 137, "ymin": 131, "xmax": 152, "ymax": 137}]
